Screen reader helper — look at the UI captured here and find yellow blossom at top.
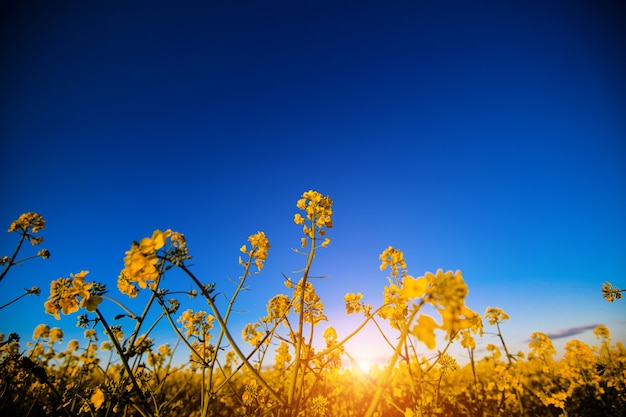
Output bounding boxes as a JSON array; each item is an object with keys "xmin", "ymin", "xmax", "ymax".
[
  {"xmin": 485, "ymin": 307, "xmax": 510, "ymax": 325},
  {"xmin": 379, "ymin": 246, "xmax": 406, "ymax": 278},
  {"xmin": 8, "ymin": 212, "xmax": 45, "ymax": 233},
  {"xmin": 294, "ymin": 190, "xmax": 333, "ymax": 241},
  {"xmin": 118, "ymin": 229, "xmax": 171, "ymax": 294},
  {"xmin": 593, "ymin": 324, "xmax": 610, "ymax": 340},
  {"xmin": 601, "ymin": 281, "xmax": 623, "ymax": 302},
  {"xmin": 241, "ymin": 231, "xmax": 270, "ymax": 271}
]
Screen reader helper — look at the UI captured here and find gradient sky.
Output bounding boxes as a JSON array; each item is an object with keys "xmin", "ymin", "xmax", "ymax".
[{"xmin": 1, "ymin": 1, "xmax": 625, "ymax": 366}]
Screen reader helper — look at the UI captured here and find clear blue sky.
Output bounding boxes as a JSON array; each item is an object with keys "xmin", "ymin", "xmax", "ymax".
[{"xmin": 1, "ymin": 1, "xmax": 625, "ymax": 365}]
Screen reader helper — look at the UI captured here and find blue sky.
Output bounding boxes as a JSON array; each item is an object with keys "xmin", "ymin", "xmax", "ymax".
[{"xmin": 1, "ymin": 1, "xmax": 625, "ymax": 366}]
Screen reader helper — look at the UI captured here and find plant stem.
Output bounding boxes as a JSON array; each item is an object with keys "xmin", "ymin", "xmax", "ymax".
[
  {"xmin": 287, "ymin": 228, "xmax": 316, "ymax": 413},
  {"xmin": 95, "ymin": 308, "xmax": 148, "ymax": 406},
  {"xmin": 180, "ymin": 264, "xmax": 286, "ymax": 407},
  {"xmin": 364, "ymin": 309, "xmax": 418, "ymax": 417},
  {"xmin": 0, "ymin": 231, "xmax": 26, "ymax": 284}
]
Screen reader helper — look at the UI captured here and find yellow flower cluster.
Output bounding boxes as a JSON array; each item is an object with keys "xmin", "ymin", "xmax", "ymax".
[
  {"xmin": 311, "ymin": 395, "xmax": 329, "ymax": 416},
  {"xmin": 264, "ymin": 294, "xmax": 291, "ymax": 322},
  {"xmin": 485, "ymin": 307, "xmax": 510, "ymax": 325},
  {"xmin": 242, "ymin": 323, "xmax": 265, "ymax": 347},
  {"xmin": 528, "ymin": 332, "xmax": 556, "ymax": 358},
  {"xmin": 119, "ymin": 230, "xmax": 167, "ymax": 295},
  {"xmin": 242, "ymin": 379, "xmax": 259, "ymax": 406},
  {"xmin": 343, "ymin": 292, "xmax": 371, "ymax": 315},
  {"xmin": 322, "ymin": 326, "xmax": 343, "ymax": 368},
  {"xmin": 117, "ymin": 229, "xmax": 187, "ymax": 297},
  {"xmin": 412, "ymin": 314, "xmax": 439, "ymax": 350},
  {"xmin": 378, "ymin": 246, "xmax": 478, "ymax": 349},
  {"xmin": 290, "ymin": 278, "xmax": 327, "ymax": 324},
  {"xmin": 438, "ymin": 354, "xmax": 458, "ymax": 375},
  {"xmin": 8, "ymin": 212, "xmax": 45, "ymax": 233},
  {"xmin": 593, "ymin": 324, "xmax": 610, "ymax": 340},
  {"xmin": 427, "ymin": 269, "xmax": 475, "ymax": 336},
  {"xmin": 44, "ymin": 271, "xmax": 102, "ymax": 319},
  {"xmin": 239, "ymin": 231, "xmax": 271, "ymax": 271},
  {"xmin": 294, "ymin": 190, "xmax": 333, "ymax": 244},
  {"xmin": 602, "ymin": 281, "xmax": 623, "ymax": 302},
  {"xmin": 32, "ymin": 324, "xmax": 63, "ymax": 343},
  {"xmin": 274, "ymin": 341, "xmax": 292, "ymax": 372},
  {"xmin": 378, "ymin": 246, "xmax": 410, "ymax": 328},
  {"xmin": 178, "ymin": 309, "xmax": 214, "ymax": 339},
  {"xmin": 379, "ymin": 246, "xmax": 406, "ymax": 278}
]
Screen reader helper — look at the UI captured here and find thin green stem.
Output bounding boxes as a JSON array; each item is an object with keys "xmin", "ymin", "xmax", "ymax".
[
  {"xmin": 162, "ymin": 302, "xmax": 209, "ymax": 365},
  {"xmin": 208, "ymin": 253, "xmax": 254, "ymax": 399},
  {"xmin": 364, "ymin": 308, "xmax": 419, "ymax": 417},
  {"xmin": 95, "ymin": 308, "xmax": 148, "ymax": 406},
  {"xmin": 306, "ymin": 304, "xmax": 387, "ymax": 361},
  {"xmin": 0, "ymin": 231, "xmax": 27, "ymax": 284},
  {"xmin": 0, "ymin": 291, "xmax": 30, "ymax": 310},
  {"xmin": 180, "ymin": 263, "xmax": 286, "ymax": 407},
  {"xmin": 102, "ymin": 295, "xmax": 138, "ymax": 320}
]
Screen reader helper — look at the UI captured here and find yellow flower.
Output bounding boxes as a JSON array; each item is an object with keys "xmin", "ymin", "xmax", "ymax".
[
  {"xmin": 117, "ymin": 271, "xmax": 139, "ymax": 298},
  {"xmin": 242, "ymin": 323, "xmax": 264, "ymax": 346},
  {"xmin": 412, "ymin": 314, "xmax": 438, "ymax": 350},
  {"xmin": 311, "ymin": 395, "xmax": 329, "ymax": 416},
  {"xmin": 438, "ymin": 353, "xmax": 458, "ymax": 375},
  {"xmin": 32, "ymin": 324, "xmax": 50, "ymax": 340},
  {"xmin": 139, "ymin": 229, "xmax": 167, "ymax": 254},
  {"xmin": 294, "ymin": 190, "xmax": 333, "ymax": 239},
  {"xmin": 593, "ymin": 324, "xmax": 610, "ymax": 340},
  {"xmin": 323, "ymin": 326, "xmax": 338, "ymax": 345},
  {"xmin": 44, "ymin": 299, "xmax": 62, "ymax": 320},
  {"xmin": 91, "ymin": 386, "xmax": 105, "ymax": 410},
  {"xmin": 266, "ymin": 294, "xmax": 291, "ymax": 321},
  {"xmin": 344, "ymin": 292, "xmax": 363, "ymax": 314},
  {"xmin": 528, "ymin": 332, "xmax": 556, "ymax": 358},
  {"xmin": 244, "ymin": 231, "xmax": 270, "ymax": 271},
  {"xmin": 59, "ymin": 296, "xmax": 79, "ymax": 316},
  {"xmin": 71, "ymin": 271, "xmax": 92, "ymax": 299},
  {"xmin": 403, "ymin": 276, "xmax": 428, "ymax": 299},
  {"xmin": 49, "ymin": 327, "xmax": 63, "ymax": 343},
  {"xmin": 178, "ymin": 309, "xmax": 214, "ymax": 339},
  {"xmin": 379, "ymin": 246, "xmax": 406, "ymax": 277},
  {"xmin": 460, "ymin": 329, "xmax": 476, "ymax": 349},
  {"xmin": 242, "ymin": 380, "xmax": 258, "ymax": 406},
  {"xmin": 81, "ymin": 295, "xmax": 102, "ymax": 312},
  {"xmin": 44, "ymin": 272, "xmax": 100, "ymax": 319},
  {"xmin": 84, "ymin": 329, "xmax": 97, "ymax": 339},
  {"xmin": 8, "ymin": 212, "xmax": 45, "ymax": 233},
  {"xmin": 485, "ymin": 307, "xmax": 509, "ymax": 325},
  {"xmin": 601, "ymin": 281, "xmax": 623, "ymax": 302}
]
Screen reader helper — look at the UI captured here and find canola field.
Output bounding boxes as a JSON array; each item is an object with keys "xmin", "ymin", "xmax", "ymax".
[{"xmin": 1, "ymin": 191, "xmax": 624, "ymax": 416}]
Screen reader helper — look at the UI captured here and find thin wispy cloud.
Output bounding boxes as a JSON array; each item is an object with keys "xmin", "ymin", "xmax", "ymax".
[{"xmin": 524, "ymin": 324, "xmax": 600, "ymax": 342}]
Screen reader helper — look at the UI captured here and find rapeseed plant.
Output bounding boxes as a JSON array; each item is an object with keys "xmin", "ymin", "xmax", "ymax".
[{"xmin": 0, "ymin": 195, "xmax": 624, "ymax": 416}]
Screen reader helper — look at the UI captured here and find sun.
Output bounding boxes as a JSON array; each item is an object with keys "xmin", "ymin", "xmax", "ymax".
[{"xmin": 356, "ymin": 359, "xmax": 372, "ymax": 373}]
